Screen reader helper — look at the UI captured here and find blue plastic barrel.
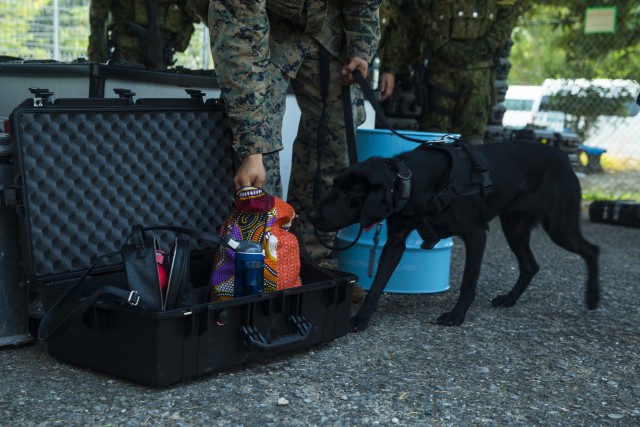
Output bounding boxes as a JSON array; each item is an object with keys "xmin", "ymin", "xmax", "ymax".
[{"xmin": 335, "ymin": 128, "xmax": 454, "ymax": 293}]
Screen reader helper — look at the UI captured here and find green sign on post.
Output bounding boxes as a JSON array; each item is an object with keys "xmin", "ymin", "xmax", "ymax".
[{"xmin": 584, "ymin": 6, "xmax": 617, "ymax": 34}]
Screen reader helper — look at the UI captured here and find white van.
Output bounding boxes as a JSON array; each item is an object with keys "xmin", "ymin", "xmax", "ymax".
[{"xmin": 502, "ymin": 85, "xmax": 566, "ymax": 132}]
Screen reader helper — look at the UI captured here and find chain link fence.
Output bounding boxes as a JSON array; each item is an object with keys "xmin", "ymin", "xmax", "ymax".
[
  {"xmin": 508, "ymin": 5, "xmax": 639, "ymax": 198},
  {"xmin": 0, "ymin": 0, "xmax": 211, "ymax": 69},
  {"xmin": 1, "ymin": 1, "xmax": 638, "ymax": 192},
  {"xmin": 509, "ymin": 6, "xmax": 640, "ymax": 178}
]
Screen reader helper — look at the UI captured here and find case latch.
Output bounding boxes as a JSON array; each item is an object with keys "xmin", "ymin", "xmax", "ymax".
[
  {"xmin": 28, "ymin": 88, "xmax": 54, "ymax": 107},
  {"xmin": 186, "ymin": 89, "xmax": 206, "ymax": 99},
  {"xmin": 112, "ymin": 88, "xmax": 136, "ymax": 104},
  {"xmin": 0, "ymin": 184, "xmax": 17, "ymax": 207}
]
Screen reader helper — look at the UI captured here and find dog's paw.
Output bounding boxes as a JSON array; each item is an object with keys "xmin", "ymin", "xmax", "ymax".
[
  {"xmin": 586, "ymin": 287, "xmax": 600, "ymax": 310},
  {"xmin": 491, "ymin": 294, "xmax": 517, "ymax": 307},
  {"xmin": 349, "ymin": 315, "xmax": 370, "ymax": 333},
  {"xmin": 436, "ymin": 311, "xmax": 465, "ymax": 326}
]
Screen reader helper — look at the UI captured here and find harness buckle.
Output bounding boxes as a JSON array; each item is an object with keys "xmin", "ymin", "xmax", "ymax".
[
  {"xmin": 432, "ymin": 186, "xmax": 458, "ymax": 212},
  {"xmin": 479, "ymin": 169, "xmax": 494, "ymax": 194}
]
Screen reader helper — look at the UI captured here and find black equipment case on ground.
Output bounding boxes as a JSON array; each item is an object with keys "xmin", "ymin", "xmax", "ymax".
[
  {"xmin": 589, "ymin": 200, "xmax": 640, "ymax": 228},
  {"xmin": 0, "ymin": 132, "xmax": 32, "ymax": 347},
  {"xmin": 9, "ymin": 94, "xmax": 355, "ymax": 387}
]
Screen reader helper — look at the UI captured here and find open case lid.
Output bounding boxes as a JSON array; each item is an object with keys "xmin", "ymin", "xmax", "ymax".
[{"xmin": 10, "ymin": 96, "xmax": 235, "ymax": 284}]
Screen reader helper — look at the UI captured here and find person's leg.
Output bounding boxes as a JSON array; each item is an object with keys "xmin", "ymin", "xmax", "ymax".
[
  {"xmin": 421, "ymin": 64, "xmax": 458, "ymax": 134},
  {"xmin": 286, "ymin": 44, "xmax": 363, "ymax": 262},
  {"xmin": 287, "ymin": 44, "xmax": 367, "ymax": 302},
  {"xmin": 452, "ymin": 68, "xmax": 494, "ymax": 145}
]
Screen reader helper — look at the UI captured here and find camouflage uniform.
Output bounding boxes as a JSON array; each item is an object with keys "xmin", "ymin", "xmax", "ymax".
[
  {"xmin": 88, "ymin": 0, "xmax": 201, "ymax": 69},
  {"xmin": 192, "ymin": 0, "xmax": 381, "ymax": 260},
  {"xmin": 379, "ymin": 0, "xmax": 519, "ymax": 145}
]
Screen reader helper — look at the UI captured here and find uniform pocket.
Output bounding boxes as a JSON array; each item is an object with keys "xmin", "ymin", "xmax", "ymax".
[{"xmin": 267, "ymin": 0, "xmax": 306, "ymax": 20}]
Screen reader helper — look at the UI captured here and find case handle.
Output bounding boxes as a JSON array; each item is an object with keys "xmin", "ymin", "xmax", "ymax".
[{"xmin": 239, "ymin": 314, "xmax": 311, "ymax": 351}]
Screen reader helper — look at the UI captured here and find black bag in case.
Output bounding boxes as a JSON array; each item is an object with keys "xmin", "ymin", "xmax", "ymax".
[{"xmin": 9, "ymin": 94, "xmax": 355, "ymax": 386}]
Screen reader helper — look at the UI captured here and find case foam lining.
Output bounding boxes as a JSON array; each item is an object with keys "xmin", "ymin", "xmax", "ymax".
[{"xmin": 14, "ymin": 104, "xmax": 234, "ymax": 279}]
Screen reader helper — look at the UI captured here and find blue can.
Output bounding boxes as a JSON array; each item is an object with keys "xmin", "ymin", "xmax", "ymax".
[{"xmin": 233, "ymin": 241, "xmax": 265, "ymax": 298}]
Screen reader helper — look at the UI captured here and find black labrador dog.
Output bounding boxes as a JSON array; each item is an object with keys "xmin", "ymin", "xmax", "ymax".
[{"xmin": 308, "ymin": 141, "xmax": 600, "ymax": 332}]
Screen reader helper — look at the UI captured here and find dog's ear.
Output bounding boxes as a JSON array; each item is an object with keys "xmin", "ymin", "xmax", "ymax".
[
  {"xmin": 360, "ymin": 190, "xmax": 392, "ymax": 228},
  {"xmin": 360, "ymin": 178, "xmax": 393, "ymax": 229}
]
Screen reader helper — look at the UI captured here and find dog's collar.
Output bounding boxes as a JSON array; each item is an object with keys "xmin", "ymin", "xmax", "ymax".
[{"xmin": 386, "ymin": 158, "xmax": 412, "ymax": 212}]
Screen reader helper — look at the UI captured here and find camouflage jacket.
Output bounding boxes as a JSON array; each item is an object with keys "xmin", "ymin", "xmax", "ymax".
[
  {"xmin": 198, "ymin": 0, "xmax": 382, "ymax": 158},
  {"xmin": 379, "ymin": 0, "xmax": 520, "ymax": 73},
  {"xmin": 88, "ymin": 0, "xmax": 200, "ymax": 65}
]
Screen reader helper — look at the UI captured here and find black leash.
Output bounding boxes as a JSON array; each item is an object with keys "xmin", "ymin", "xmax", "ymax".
[
  {"xmin": 311, "ymin": 46, "xmax": 362, "ymax": 252},
  {"xmin": 351, "ymin": 69, "xmax": 457, "ymax": 145},
  {"xmin": 313, "ymin": 47, "xmax": 331, "ymax": 207}
]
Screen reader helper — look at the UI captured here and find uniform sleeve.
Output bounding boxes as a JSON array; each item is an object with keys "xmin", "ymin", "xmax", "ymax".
[
  {"xmin": 208, "ymin": 0, "xmax": 281, "ymax": 158},
  {"xmin": 341, "ymin": 0, "xmax": 383, "ymax": 62},
  {"xmin": 88, "ymin": 0, "xmax": 113, "ymax": 62}
]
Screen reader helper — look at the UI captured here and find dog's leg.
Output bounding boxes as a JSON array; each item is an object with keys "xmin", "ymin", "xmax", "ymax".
[
  {"xmin": 581, "ymin": 239, "xmax": 600, "ymax": 309},
  {"xmin": 544, "ymin": 223, "xmax": 600, "ymax": 309},
  {"xmin": 492, "ymin": 214, "xmax": 540, "ymax": 307},
  {"xmin": 437, "ymin": 231, "xmax": 487, "ymax": 326},
  {"xmin": 350, "ymin": 228, "xmax": 412, "ymax": 332}
]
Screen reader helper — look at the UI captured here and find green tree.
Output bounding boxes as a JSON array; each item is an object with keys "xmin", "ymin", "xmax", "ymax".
[{"xmin": 510, "ymin": 1, "xmax": 640, "ymax": 84}]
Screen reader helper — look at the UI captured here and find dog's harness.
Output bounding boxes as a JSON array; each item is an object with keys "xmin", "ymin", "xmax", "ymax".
[
  {"xmin": 385, "ymin": 158, "xmax": 413, "ymax": 213},
  {"xmin": 385, "ymin": 141, "xmax": 494, "ymax": 249},
  {"xmin": 425, "ymin": 142, "xmax": 494, "ymax": 212}
]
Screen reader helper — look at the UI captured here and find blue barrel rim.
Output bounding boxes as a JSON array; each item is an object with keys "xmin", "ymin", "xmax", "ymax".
[{"xmin": 357, "ymin": 128, "xmax": 460, "ymax": 140}]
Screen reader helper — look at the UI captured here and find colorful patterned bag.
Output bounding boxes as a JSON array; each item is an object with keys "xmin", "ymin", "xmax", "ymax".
[{"xmin": 210, "ymin": 187, "xmax": 302, "ymax": 301}]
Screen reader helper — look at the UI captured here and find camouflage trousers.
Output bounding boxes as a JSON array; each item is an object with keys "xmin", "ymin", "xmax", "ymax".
[
  {"xmin": 267, "ymin": 43, "xmax": 366, "ymax": 261},
  {"xmin": 420, "ymin": 61, "xmax": 495, "ymax": 146}
]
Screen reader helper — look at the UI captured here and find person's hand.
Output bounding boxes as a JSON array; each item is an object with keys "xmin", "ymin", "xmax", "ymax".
[
  {"xmin": 340, "ymin": 57, "xmax": 369, "ymax": 86},
  {"xmin": 233, "ymin": 153, "xmax": 265, "ymax": 189},
  {"xmin": 379, "ymin": 72, "xmax": 396, "ymax": 101}
]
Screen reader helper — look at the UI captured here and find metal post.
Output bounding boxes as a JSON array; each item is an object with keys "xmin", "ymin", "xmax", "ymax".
[
  {"xmin": 53, "ymin": 0, "xmax": 60, "ymax": 61},
  {"xmin": 202, "ymin": 25, "xmax": 210, "ymax": 69}
]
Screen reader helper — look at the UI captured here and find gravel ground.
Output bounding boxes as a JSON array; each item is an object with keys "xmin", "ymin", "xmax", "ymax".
[{"xmin": 1, "ymin": 214, "xmax": 639, "ymax": 427}]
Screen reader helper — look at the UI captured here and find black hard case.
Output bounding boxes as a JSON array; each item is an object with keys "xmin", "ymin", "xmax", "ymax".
[
  {"xmin": 10, "ymin": 96, "xmax": 354, "ymax": 387},
  {"xmin": 589, "ymin": 200, "xmax": 640, "ymax": 228},
  {"xmin": 0, "ymin": 133, "xmax": 32, "ymax": 347}
]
